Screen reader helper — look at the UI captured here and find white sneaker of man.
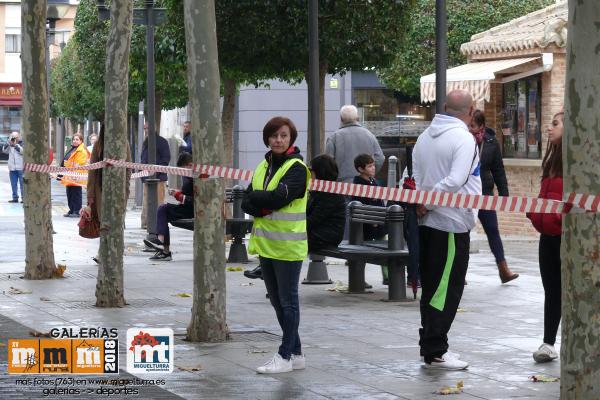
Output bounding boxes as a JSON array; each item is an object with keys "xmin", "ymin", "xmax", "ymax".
[
  {"xmin": 420, "ymin": 350, "xmax": 460, "ymax": 361},
  {"xmin": 423, "ymin": 354, "xmax": 469, "ymax": 370},
  {"xmin": 533, "ymin": 343, "xmax": 558, "ymax": 363},
  {"xmin": 256, "ymin": 353, "xmax": 293, "ymax": 374},
  {"xmin": 290, "ymin": 354, "xmax": 306, "ymax": 370}
]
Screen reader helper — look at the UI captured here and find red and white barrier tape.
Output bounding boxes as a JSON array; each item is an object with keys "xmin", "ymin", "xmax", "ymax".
[{"xmin": 25, "ymin": 160, "xmax": 599, "ymax": 214}]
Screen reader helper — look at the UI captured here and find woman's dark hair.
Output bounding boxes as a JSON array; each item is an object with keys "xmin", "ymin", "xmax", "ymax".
[
  {"xmin": 310, "ymin": 154, "xmax": 338, "ymax": 181},
  {"xmin": 262, "ymin": 116, "xmax": 298, "ymax": 147},
  {"xmin": 542, "ymin": 112, "xmax": 563, "ymax": 178},
  {"xmin": 354, "ymin": 153, "xmax": 374, "ymax": 171},
  {"xmin": 472, "ymin": 109, "xmax": 486, "ymax": 127},
  {"xmin": 177, "ymin": 152, "xmax": 193, "ymax": 167}
]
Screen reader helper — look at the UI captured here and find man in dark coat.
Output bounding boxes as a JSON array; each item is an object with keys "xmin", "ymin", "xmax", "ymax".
[{"xmin": 141, "ymin": 123, "xmax": 171, "ymax": 229}]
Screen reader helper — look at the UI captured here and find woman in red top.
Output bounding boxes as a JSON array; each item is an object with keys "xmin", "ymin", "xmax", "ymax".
[{"xmin": 526, "ymin": 111, "xmax": 564, "ymax": 363}]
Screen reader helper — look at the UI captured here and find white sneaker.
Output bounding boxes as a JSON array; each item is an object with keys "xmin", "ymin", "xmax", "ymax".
[
  {"xmin": 423, "ymin": 354, "xmax": 469, "ymax": 370},
  {"xmin": 256, "ymin": 353, "xmax": 293, "ymax": 374},
  {"xmin": 420, "ymin": 350, "xmax": 460, "ymax": 361},
  {"xmin": 533, "ymin": 343, "xmax": 558, "ymax": 363},
  {"xmin": 291, "ymin": 354, "xmax": 305, "ymax": 370},
  {"xmin": 444, "ymin": 350, "xmax": 461, "ymax": 360}
]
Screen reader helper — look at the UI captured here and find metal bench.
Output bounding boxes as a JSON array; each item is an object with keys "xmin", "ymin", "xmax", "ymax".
[
  {"xmin": 170, "ymin": 185, "xmax": 253, "ymax": 263},
  {"xmin": 312, "ymin": 201, "xmax": 411, "ymax": 301}
]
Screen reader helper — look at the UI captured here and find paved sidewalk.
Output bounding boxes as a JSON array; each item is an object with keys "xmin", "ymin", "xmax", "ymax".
[{"xmin": 0, "ymin": 164, "xmax": 560, "ymax": 399}]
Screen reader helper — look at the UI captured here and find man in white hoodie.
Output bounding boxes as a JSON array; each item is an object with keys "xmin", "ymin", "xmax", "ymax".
[{"xmin": 412, "ymin": 90, "xmax": 482, "ymax": 370}]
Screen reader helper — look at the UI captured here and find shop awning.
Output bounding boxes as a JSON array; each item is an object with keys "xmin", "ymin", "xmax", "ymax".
[{"xmin": 420, "ymin": 57, "xmax": 543, "ymax": 103}]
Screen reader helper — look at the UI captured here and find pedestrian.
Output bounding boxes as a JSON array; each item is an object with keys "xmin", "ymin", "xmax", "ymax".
[
  {"xmin": 526, "ymin": 111, "xmax": 564, "ymax": 363},
  {"xmin": 325, "ymin": 105, "xmax": 384, "ymax": 183},
  {"xmin": 2, "ymin": 131, "xmax": 24, "ymax": 203},
  {"xmin": 413, "ymin": 89, "xmax": 481, "ymax": 370},
  {"xmin": 243, "ymin": 153, "xmax": 345, "ymax": 280},
  {"xmin": 143, "ymin": 152, "xmax": 194, "ymax": 261},
  {"xmin": 140, "ymin": 122, "xmax": 171, "ymax": 229},
  {"xmin": 352, "ymin": 153, "xmax": 388, "ymax": 285},
  {"xmin": 242, "ymin": 116, "xmax": 310, "ymax": 374},
  {"xmin": 60, "ymin": 133, "xmax": 89, "ymax": 217},
  {"xmin": 468, "ymin": 110, "xmax": 518, "ymax": 283},
  {"xmin": 87, "ymin": 133, "xmax": 98, "ymax": 154},
  {"xmin": 307, "ymin": 154, "xmax": 346, "ymax": 253},
  {"xmin": 85, "ymin": 125, "xmax": 131, "ymax": 263},
  {"xmin": 178, "ymin": 120, "xmax": 192, "ymax": 155}
]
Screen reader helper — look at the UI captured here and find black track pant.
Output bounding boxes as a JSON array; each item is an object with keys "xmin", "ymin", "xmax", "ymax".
[
  {"xmin": 418, "ymin": 226, "xmax": 470, "ymax": 362},
  {"xmin": 539, "ymin": 234, "xmax": 561, "ymax": 345}
]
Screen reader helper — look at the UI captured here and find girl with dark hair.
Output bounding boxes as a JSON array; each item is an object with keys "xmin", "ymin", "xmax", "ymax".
[
  {"xmin": 85, "ymin": 126, "xmax": 131, "ymax": 263},
  {"xmin": 307, "ymin": 154, "xmax": 346, "ymax": 252},
  {"xmin": 468, "ymin": 110, "xmax": 518, "ymax": 283},
  {"xmin": 242, "ymin": 116, "xmax": 310, "ymax": 374},
  {"xmin": 526, "ymin": 111, "xmax": 564, "ymax": 363}
]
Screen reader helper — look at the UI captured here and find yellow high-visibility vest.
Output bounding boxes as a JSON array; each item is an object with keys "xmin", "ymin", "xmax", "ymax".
[{"xmin": 248, "ymin": 158, "xmax": 310, "ymax": 261}]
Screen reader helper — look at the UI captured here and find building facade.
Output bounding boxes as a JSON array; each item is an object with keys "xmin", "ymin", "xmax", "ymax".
[
  {"xmin": 0, "ymin": 0, "xmax": 77, "ymax": 138},
  {"xmin": 421, "ymin": 1, "xmax": 567, "ymax": 236}
]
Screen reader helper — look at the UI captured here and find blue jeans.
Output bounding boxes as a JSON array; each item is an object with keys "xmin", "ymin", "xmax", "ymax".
[
  {"xmin": 260, "ymin": 257, "xmax": 302, "ymax": 360},
  {"xmin": 9, "ymin": 170, "xmax": 24, "ymax": 201},
  {"xmin": 478, "ymin": 209, "xmax": 505, "ymax": 263}
]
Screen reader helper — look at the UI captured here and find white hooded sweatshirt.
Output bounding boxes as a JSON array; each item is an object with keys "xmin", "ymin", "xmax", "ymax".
[{"xmin": 413, "ymin": 114, "xmax": 482, "ymax": 233}]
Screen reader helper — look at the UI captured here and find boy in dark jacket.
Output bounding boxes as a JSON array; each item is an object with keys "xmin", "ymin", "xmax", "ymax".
[{"xmin": 352, "ymin": 154, "xmax": 388, "ymax": 284}]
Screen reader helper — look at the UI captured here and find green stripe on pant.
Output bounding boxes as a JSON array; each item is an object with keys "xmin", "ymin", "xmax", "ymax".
[{"xmin": 429, "ymin": 233, "xmax": 455, "ymax": 311}]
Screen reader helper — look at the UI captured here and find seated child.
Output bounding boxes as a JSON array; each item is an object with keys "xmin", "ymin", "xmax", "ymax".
[{"xmin": 143, "ymin": 152, "xmax": 194, "ymax": 261}]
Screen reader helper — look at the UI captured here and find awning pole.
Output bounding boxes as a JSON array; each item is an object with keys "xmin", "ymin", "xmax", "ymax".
[{"xmin": 435, "ymin": 0, "xmax": 447, "ymax": 112}]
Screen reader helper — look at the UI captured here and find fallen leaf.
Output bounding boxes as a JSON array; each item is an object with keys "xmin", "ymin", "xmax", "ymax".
[
  {"xmin": 177, "ymin": 364, "xmax": 202, "ymax": 372},
  {"xmin": 248, "ymin": 349, "xmax": 268, "ymax": 354},
  {"xmin": 53, "ymin": 264, "xmax": 66, "ymax": 278},
  {"xmin": 226, "ymin": 266, "xmax": 244, "ymax": 272},
  {"xmin": 9, "ymin": 287, "xmax": 32, "ymax": 295},
  {"xmin": 29, "ymin": 330, "xmax": 52, "ymax": 338},
  {"xmin": 240, "ymin": 282, "xmax": 254, "ymax": 287},
  {"xmin": 530, "ymin": 375, "xmax": 559, "ymax": 382},
  {"xmin": 173, "ymin": 293, "xmax": 191, "ymax": 298},
  {"xmin": 435, "ymin": 380, "xmax": 463, "ymax": 395},
  {"xmin": 456, "ymin": 308, "xmax": 467, "ymax": 313},
  {"xmin": 326, "ymin": 280, "xmax": 348, "ymax": 292},
  {"xmin": 40, "ymin": 297, "xmax": 51, "ymax": 302}
]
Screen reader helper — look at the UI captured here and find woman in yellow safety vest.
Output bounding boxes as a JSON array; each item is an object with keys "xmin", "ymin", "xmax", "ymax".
[{"xmin": 242, "ymin": 116, "xmax": 310, "ymax": 374}]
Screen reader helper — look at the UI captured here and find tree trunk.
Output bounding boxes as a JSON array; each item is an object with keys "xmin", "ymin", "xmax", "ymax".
[
  {"xmin": 561, "ymin": 2, "xmax": 600, "ymax": 398},
  {"xmin": 221, "ymin": 77, "xmax": 236, "ymax": 167},
  {"xmin": 95, "ymin": 0, "xmax": 133, "ymax": 308},
  {"xmin": 304, "ymin": 62, "xmax": 328, "ymax": 160},
  {"xmin": 21, "ymin": 0, "xmax": 57, "ymax": 280},
  {"xmin": 183, "ymin": 0, "xmax": 228, "ymax": 342}
]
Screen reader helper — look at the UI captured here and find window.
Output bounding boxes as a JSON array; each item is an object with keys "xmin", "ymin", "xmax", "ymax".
[
  {"xmin": 0, "ymin": 106, "xmax": 21, "ymax": 134},
  {"xmin": 5, "ymin": 34, "xmax": 20, "ymax": 53},
  {"xmin": 500, "ymin": 76, "xmax": 541, "ymax": 159}
]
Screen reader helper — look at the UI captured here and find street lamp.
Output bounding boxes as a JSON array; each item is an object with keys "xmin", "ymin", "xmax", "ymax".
[
  {"xmin": 97, "ymin": 0, "xmax": 166, "ymax": 241},
  {"xmin": 46, "ymin": 0, "xmax": 71, "ymax": 163}
]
